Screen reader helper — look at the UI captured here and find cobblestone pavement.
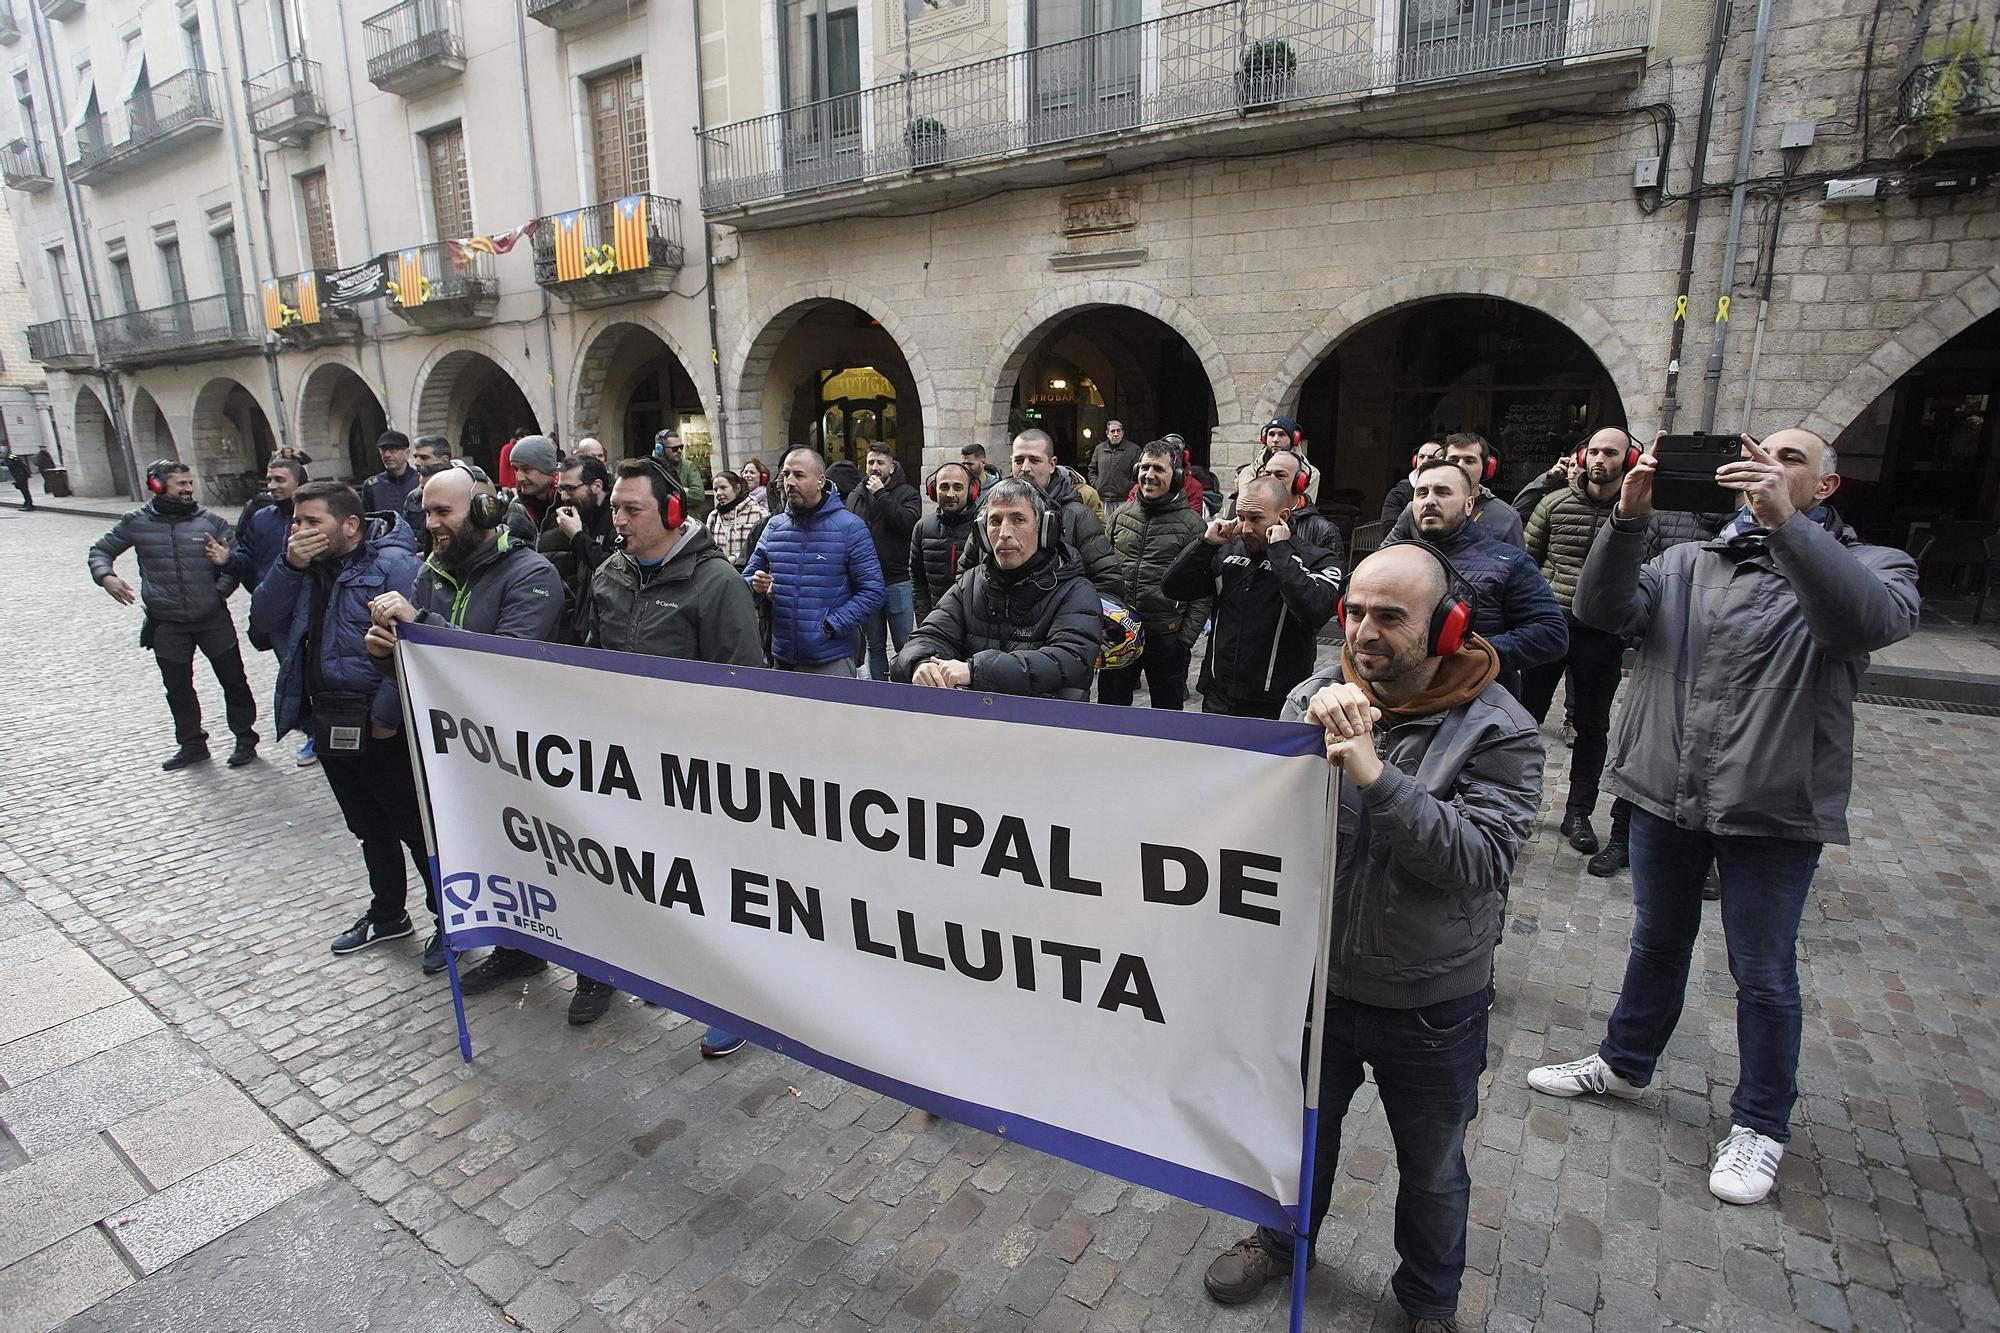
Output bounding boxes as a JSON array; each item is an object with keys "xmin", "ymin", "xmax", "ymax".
[{"xmin": 1, "ymin": 506, "xmax": 1996, "ymax": 1333}]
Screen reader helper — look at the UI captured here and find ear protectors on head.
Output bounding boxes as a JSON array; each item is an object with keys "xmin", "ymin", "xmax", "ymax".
[
  {"xmin": 1261, "ymin": 447, "xmax": 1313, "ymax": 498},
  {"xmin": 145, "ymin": 460, "xmax": 177, "ymax": 495},
  {"xmin": 1576, "ymin": 434, "xmax": 1642, "ymax": 472},
  {"xmin": 1338, "ymin": 540, "xmax": 1479, "ymax": 658},
  {"xmin": 467, "ymin": 491, "xmax": 504, "ymax": 530},
  {"xmin": 1039, "ymin": 503, "xmax": 1060, "ymax": 552},
  {"xmin": 643, "ymin": 457, "xmax": 687, "ymax": 528},
  {"xmin": 925, "ymin": 463, "xmax": 979, "ymax": 504}
]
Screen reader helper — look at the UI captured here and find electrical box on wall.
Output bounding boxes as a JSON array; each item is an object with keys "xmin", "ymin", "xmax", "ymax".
[
  {"xmin": 1824, "ymin": 178, "xmax": 1881, "ymax": 203},
  {"xmin": 1632, "ymin": 157, "xmax": 1661, "ymax": 189}
]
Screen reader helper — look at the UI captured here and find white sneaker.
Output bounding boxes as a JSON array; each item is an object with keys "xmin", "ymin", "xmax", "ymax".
[
  {"xmin": 1709, "ymin": 1125, "xmax": 1783, "ymax": 1205},
  {"xmin": 1526, "ymin": 1053, "xmax": 1645, "ymax": 1101}
]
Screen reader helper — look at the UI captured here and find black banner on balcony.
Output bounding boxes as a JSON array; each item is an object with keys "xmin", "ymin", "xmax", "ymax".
[{"xmin": 323, "ymin": 257, "xmax": 389, "ymax": 308}]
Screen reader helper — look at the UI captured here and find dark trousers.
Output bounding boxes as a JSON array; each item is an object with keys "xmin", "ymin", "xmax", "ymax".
[
  {"xmin": 1599, "ymin": 807, "xmax": 1821, "ymax": 1142},
  {"xmin": 1520, "ymin": 620, "xmax": 1623, "ymax": 818},
  {"xmin": 1096, "ymin": 635, "xmax": 1190, "ymax": 709},
  {"xmin": 1257, "ymin": 987, "xmax": 1489, "ymax": 1319},
  {"xmin": 151, "ymin": 616, "xmax": 258, "ymax": 748},
  {"xmin": 319, "ymin": 740, "xmax": 435, "ymax": 925},
  {"xmin": 1198, "ymin": 688, "xmax": 1285, "ymax": 720},
  {"xmin": 12, "ymin": 477, "xmax": 32, "ymax": 509}
]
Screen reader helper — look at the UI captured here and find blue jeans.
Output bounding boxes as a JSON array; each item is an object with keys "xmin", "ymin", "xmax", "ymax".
[
  {"xmin": 1600, "ymin": 807, "xmax": 1821, "ymax": 1142},
  {"xmin": 863, "ymin": 580, "xmax": 914, "ymax": 681},
  {"xmin": 1258, "ymin": 986, "xmax": 1489, "ymax": 1320}
]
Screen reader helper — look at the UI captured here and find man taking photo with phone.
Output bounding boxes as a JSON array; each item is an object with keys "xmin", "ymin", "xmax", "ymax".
[{"xmin": 1528, "ymin": 429, "xmax": 1919, "ymax": 1208}]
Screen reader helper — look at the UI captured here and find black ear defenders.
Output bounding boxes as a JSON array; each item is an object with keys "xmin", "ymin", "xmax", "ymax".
[
  {"xmin": 145, "ymin": 459, "xmax": 178, "ymax": 495},
  {"xmin": 444, "ymin": 459, "xmax": 504, "ymax": 530},
  {"xmin": 1338, "ymin": 540, "xmax": 1478, "ymax": 658}
]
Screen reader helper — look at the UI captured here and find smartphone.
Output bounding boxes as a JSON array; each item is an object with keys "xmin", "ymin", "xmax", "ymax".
[{"xmin": 1650, "ymin": 433, "xmax": 1740, "ymax": 515}]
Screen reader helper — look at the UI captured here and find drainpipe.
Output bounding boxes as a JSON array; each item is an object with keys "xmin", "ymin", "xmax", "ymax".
[
  {"xmin": 1698, "ymin": 0, "xmax": 1776, "ymax": 433},
  {"xmin": 217, "ymin": 0, "xmax": 293, "ymax": 454},
  {"xmin": 1738, "ymin": 152, "xmax": 1804, "ymax": 432},
  {"xmin": 331, "ymin": 0, "xmax": 394, "ymax": 424},
  {"xmin": 691, "ymin": 0, "xmax": 730, "ymax": 463},
  {"xmin": 1658, "ymin": 0, "xmax": 1730, "ymax": 433},
  {"xmin": 28, "ymin": 0, "xmax": 141, "ymax": 496},
  {"xmin": 510, "ymin": 1, "xmax": 563, "ymax": 434}
]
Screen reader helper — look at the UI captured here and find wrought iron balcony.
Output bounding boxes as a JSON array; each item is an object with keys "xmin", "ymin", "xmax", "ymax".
[
  {"xmin": 700, "ymin": 0, "xmax": 1650, "ymax": 221},
  {"xmin": 531, "ymin": 193, "xmax": 683, "ymax": 308},
  {"xmin": 39, "ymin": 0, "xmax": 83, "ymax": 21},
  {"xmin": 364, "ymin": 0, "xmax": 465, "ymax": 96},
  {"xmin": 1896, "ymin": 40, "xmax": 2000, "ymax": 153},
  {"xmin": 0, "ymin": 5, "xmax": 20, "ymax": 44},
  {"xmin": 1, "ymin": 137, "xmax": 51, "ymax": 190},
  {"xmin": 384, "ymin": 241, "xmax": 498, "ymax": 330},
  {"xmin": 95, "ymin": 294, "xmax": 262, "ymax": 368},
  {"xmin": 262, "ymin": 271, "xmax": 360, "ymax": 349},
  {"xmin": 68, "ymin": 69, "xmax": 223, "ymax": 183},
  {"xmin": 526, "ymin": 0, "xmax": 641, "ymax": 34},
  {"xmin": 27, "ymin": 318, "xmax": 94, "ymax": 369},
  {"xmin": 246, "ymin": 57, "xmax": 329, "ymax": 145}
]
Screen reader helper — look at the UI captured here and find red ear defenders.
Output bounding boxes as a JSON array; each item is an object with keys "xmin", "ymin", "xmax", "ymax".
[
  {"xmin": 925, "ymin": 462, "xmax": 979, "ymax": 504},
  {"xmin": 1337, "ymin": 540, "xmax": 1478, "ymax": 658},
  {"xmin": 145, "ymin": 460, "xmax": 177, "ymax": 495},
  {"xmin": 1575, "ymin": 434, "xmax": 1642, "ymax": 472},
  {"xmin": 1260, "ymin": 447, "xmax": 1313, "ymax": 498},
  {"xmin": 642, "ymin": 457, "xmax": 687, "ymax": 528}
]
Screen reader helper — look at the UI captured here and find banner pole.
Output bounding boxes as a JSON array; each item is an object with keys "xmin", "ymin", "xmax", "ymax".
[
  {"xmin": 394, "ymin": 633, "xmax": 475, "ymax": 1064},
  {"xmin": 1290, "ymin": 773, "xmax": 1341, "ymax": 1333}
]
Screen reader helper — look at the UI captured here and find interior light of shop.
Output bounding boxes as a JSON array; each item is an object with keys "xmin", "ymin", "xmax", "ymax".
[
  {"xmin": 1048, "ymin": 378, "xmax": 1067, "ymax": 389},
  {"xmin": 1082, "ymin": 429, "xmax": 1092, "ymax": 440}
]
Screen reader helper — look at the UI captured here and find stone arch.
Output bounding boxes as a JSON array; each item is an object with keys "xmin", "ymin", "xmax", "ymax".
[
  {"xmin": 728, "ymin": 280, "xmax": 942, "ymax": 467},
  {"xmin": 1253, "ymin": 268, "xmax": 1651, "ymax": 437},
  {"xmin": 570, "ymin": 313, "xmax": 712, "ymax": 461},
  {"xmin": 127, "ymin": 386, "xmax": 178, "ymax": 465},
  {"xmin": 71, "ymin": 381, "xmax": 127, "ymax": 498},
  {"xmin": 295, "ymin": 357, "xmax": 389, "ymax": 480},
  {"xmin": 1803, "ymin": 262, "xmax": 2000, "ymax": 442},
  {"xmin": 977, "ymin": 279, "xmax": 1242, "ymax": 457},
  {"xmin": 408, "ymin": 338, "xmax": 542, "ymax": 471},
  {"xmin": 189, "ymin": 376, "xmax": 278, "ymax": 495}
]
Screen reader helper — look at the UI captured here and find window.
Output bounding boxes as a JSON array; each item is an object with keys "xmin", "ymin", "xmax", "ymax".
[
  {"xmin": 781, "ymin": 1, "xmax": 860, "ymax": 109},
  {"xmin": 109, "ymin": 255, "xmax": 139, "ymax": 312},
  {"xmin": 12, "ymin": 71, "xmax": 35, "ymax": 143},
  {"xmin": 214, "ymin": 226, "xmax": 248, "ymax": 333},
  {"xmin": 47, "ymin": 247, "xmax": 78, "ymax": 323},
  {"xmin": 585, "ymin": 63, "xmax": 649, "ymax": 200},
  {"xmin": 423, "ymin": 123, "xmax": 471, "ymax": 240},
  {"xmin": 182, "ymin": 16, "xmax": 206, "ymax": 72},
  {"xmin": 158, "ymin": 238, "xmax": 188, "ymax": 306},
  {"xmin": 298, "ymin": 169, "xmax": 336, "ymax": 269}
]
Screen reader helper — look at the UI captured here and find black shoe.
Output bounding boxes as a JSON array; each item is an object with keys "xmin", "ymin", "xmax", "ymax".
[
  {"xmin": 331, "ymin": 912, "xmax": 414, "ymax": 955},
  {"xmin": 1561, "ymin": 811, "xmax": 1599, "ymax": 854},
  {"xmin": 421, "ymin": 930, "xmax": 451, "ymax": 975},
  {"xmin": 1586, "ymin": 837, "xmax": 1628, "ymax": 877},
  {"xmin": 161, "ymin": 743, "xmax": 211, "ymax": 771},
  {"xmin": 457, "ymin": 949, "xmax": 548, "ymax": 994},
  {"xmin": 226, "ymin": 740, "xmax": 258, "ymax": 768},
  {"xmin": 567, "ymin": 977, "xmax": 617, "ymax": 1025}
]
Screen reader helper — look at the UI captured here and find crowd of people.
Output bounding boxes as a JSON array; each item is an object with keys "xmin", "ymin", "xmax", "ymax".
[{"xmin": 81, "ymin": 406, "xmax": 1921, "ymax": 1333}]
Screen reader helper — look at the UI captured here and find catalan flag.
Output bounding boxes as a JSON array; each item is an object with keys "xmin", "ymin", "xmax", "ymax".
[
  {"xmin": 296, "ymin": 272, "xmax": 320, "ymax": 326},
  {"xmin": 261, "ymin": 278, "xmax": 285, "ymax": 331},
  {"xmin": 396, "ymin": 249, "xmax": 427, "ymax": 308},
  {"xmin": 554, "ymin": 210, "xmax": 586, "ymax": 283},
  {"xmin": 612, "ymin": 195, "xmax": 649, "ymax": 273}
]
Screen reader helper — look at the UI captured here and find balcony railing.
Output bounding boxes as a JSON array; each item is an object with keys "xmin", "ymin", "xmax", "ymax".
[
  {"xmin": 263, "ymin": 271, "xmax": 359, "ymax": 348},
  {"xmin": 531, "ymin": 193, "xmax": 684, "ymax": 308},
  {"xmin": 95, "ymin": 294, "xmax": 261, "ymax": 367},
  {"xmin": 384, "ymin": 240, "xmax": 498, "ymax": 330},
  {"xmin": 364, "ymin": 0, "xmax": 465, "ymax": 95},
  {"xmin": 525, "ymin": 0, "xmax": 641, "ymax": 32},
  {"xmin": 1896, "ymin": 32, "xmax": 2000, "ymax": 152},
  {"xmin": 700, "ymin": 0, "xmax": 1650, "ymax": 212},
  {"xmin": 1, "ymin": 137, "xmax": 50, "ymax": 190},
  {"xmin": 27, "ymin": 317, "xmax": 93, "ymax": 368},
  {"xmin": 245, "ymin": 56, "xmax": 329, "ymax": 145},
  {"xmin": 0, "ymin": 5, "xmax": 20, "ymax": 44},
  {"xmin": 68, "ymin": 69, "xmax": 223, "ymax": 183}
]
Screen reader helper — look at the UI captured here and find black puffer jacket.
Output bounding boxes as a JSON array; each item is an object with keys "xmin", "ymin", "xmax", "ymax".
[
  {"xmin": 87, "ymin": 500, "xmax": 238, "ymax": 623},
  {"xmin": 1161, "ymin": 527, "xmax": 1343, "ymax": 712},
  {"xmin": 846, "ymin": 460, "xmax": 922, "ymax": 583},
  {"xmin": 958, "ymin": 468, "xmax": 1127, "ymax": 602},
  {"xmin": 895, "ymin": 543, "xmax": 1104, "ymax": 700},
  {"xmin": 1525, "ymin": 483, "xmax": 1620, "ymax": 614},
  {"xmin": 912, "ymin": 500, "xmax": 979, "ymax": 622}
]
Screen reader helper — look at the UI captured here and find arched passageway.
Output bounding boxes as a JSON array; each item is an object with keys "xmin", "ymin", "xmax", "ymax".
[
  {"xmin": 1001, "ymin": 307, "xmax": 1218, "ymax": 472},
  {"xmin": 190, "ymin": 378, "xmax": 277, "ymax": 507},
  {"xmin": 412, "ymin": 349, "xmax": 540, "ymax": 474},
  {"xmin": 297, "ymin": 362, "xmax": 389, "ymax": 481},
  {"xmin": 738, "ymin": 299, "xmax": 927, "ymax": 478},
  {"xmin": 573, "ymin": 322, "xmax": 708, "ymax": 466}
]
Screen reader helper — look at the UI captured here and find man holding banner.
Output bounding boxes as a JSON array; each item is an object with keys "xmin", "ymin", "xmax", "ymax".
[{"xmin": 1203, "ymin": 542, "xmax": 1543, "ymax": 1333}]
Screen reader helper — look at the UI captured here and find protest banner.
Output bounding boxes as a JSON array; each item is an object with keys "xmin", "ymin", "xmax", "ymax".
[{"xmin": 397, "ymin": 621, "xmax": 1334, "ymax": 1235}]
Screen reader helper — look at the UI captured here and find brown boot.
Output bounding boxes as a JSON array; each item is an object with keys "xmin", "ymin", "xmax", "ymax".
[{"xmin": 1203, "ymin": 1233, "xmax": 1307, "ymax": 1305}]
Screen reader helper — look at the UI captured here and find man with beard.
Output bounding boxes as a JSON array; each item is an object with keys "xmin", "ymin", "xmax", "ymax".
[
  {"xmin": 1406, "ymin": 458, "xmax": 1566, "ymax": 700},
  {"xmin": 848, "ymin": 441, "xmax": 922, "ymax": 680},
  {"xmin": 1202, "ymin": 543, "xmax": 1542, "ymax": 1327},
  {"xmin": 89, "ymin": 460, "xmax": 260, "ymax": 769},
  {"xmin": 1519, "ymin": 428, "xmax": 1640, "ymax": 856},
  {"xmin": 1102, "ymin": 441, "xmax": 1208, "ymax": 708},
  {"xmin": 1387, "ymin": 433, "xmax": 1525, "ymax": 550},
  {"xmin": 572, "ymin": 459, "xmax": 764, "ymax": 1033},
  {"xmin": 250, "ymin": 483, "xmax": 426, "ymax": 960},
  {"xmin": 364, "ymin": 463, "xmax": 564, "ymax": 978},
  {"xmin": 1091, "ymin": 419, "xmax": 1141, "ymax": 511},
  {"xmin": 960, "ymin": 430, "xmax": 1125, "ymax": 601},
  {"xmin": 360, "ymin": 431, "xmax": 423, "ymax": 516},
  {"xmin": 652, "ymin": 429, "xmax": 709, "ymax": 522},
  {"xmin": 403, "ymin": 438, "xmax": 450, "ymax": 551},
  {"xmin": 1161, "ymin": 475, "xmax": 1343, "ymax": 719},
  {"xmin": 894, "ymin": 478, "xmax": 1104, "ymax": 700},
  {"xmin": 541, "ymin": 455, "xmax": 616, "ymax": 642},
  {"xmin": 210, "ymin": 458, "xmax": 305, "ymax": 592},
  {"xmin": 744, "ymin": 448, "xmax": 884, "ymax": 675},
  {"xmin": 911, "ymin": 461, "xmax": 981, "ymax": 622}
]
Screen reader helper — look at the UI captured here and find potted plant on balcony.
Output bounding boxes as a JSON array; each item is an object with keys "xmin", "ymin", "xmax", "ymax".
[
  {"xmin": 905, "ymin": 115, "xmax": 948, "ymax": 167},
  {"xmin": 1237, "ymin": 37, "xmax": 1298, "ymax": 109},
  {"xmin": 1909, "ymin": 25, "xmax": 1991, "ymax": 157}
]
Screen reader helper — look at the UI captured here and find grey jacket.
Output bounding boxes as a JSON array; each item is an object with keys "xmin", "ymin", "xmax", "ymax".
[
  {"xmin": 1572, "ymin": 508, "xmax": 1920, "ymax": 845},
  {"xmin": 87, "ymin": 501, "xmax": 238, "ymax": 623},
  {"xmin": 1281, "ymin": 664, "xmax": 1545, "ymax": 1009}
]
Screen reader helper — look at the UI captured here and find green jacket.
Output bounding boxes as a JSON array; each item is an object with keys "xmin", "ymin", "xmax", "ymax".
[
  {"xmin": 1108, "ymin": 485, "xmax": 1209, "ymax": 648},
  {"xmin": 586, "ymin": 522, "xmax": 762, "ymax": 666},
  {"xmin": 1526, "ymin": 483, "xmax": 1619, "ymax": 615},
  {"xmin": 676, "ymin": 456, "xmax": 709, "ymax": 523}
]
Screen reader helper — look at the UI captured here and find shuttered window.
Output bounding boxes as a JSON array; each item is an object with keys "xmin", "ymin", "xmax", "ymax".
[
  {"xmin": 585, "ymin": 63, "xmax": 648, "ymax": 200},
  {"xmin": 424, "ymin": 123, "xmax": 472, "ymax": 239},
  {"xmin": 299, "ymin": 169, "xmax": 337, "ymax": 269}
]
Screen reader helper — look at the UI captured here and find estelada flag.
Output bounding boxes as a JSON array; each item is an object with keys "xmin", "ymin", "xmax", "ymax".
[
  {"xmin": 396, "ymin": 249, "xmax": 427, "ymax": 308},
  {"xmin": 261, "ymin": 278, "xmax": 284, "ymax": 331},
  {"xmin": 612, "ymin": 195, "xmax": 649, "ymax": 272},
  {"xmin": 296, "ymin": 272, "xmax": 321, "ymax": 326},
  {"xmin": 554, "ymin": 210, "xmax": 586, "ymax": 283}
]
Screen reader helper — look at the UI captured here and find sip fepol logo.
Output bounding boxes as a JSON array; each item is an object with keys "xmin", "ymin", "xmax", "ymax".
[{"xmin": 439, "ymin": 870, "xmax": 564, "ymax": 940}]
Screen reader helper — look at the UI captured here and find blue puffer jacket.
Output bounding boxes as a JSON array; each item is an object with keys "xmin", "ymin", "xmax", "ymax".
[
  {"xmin": 252, "ymin": 514, "xmax": 422, "ymax": 738},
  {"xmin": 222, "ymin": 497, "xmax": 293, "ymax": 589},
  {"xmin": 743, "ymin": 485, "xmax": 885, "ymax": 666},
  {"xmin": 1423, "ymin": 521, "xmax": 1569, "ymax": 696}
]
